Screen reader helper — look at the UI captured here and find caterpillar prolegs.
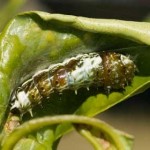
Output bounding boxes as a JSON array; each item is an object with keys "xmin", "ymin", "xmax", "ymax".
[{"xmin": 10, "ymin": 52, "xmax": 136, "ymax": 115}]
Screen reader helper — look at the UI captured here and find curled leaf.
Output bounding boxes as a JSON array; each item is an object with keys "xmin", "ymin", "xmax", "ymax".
[
  {"xmin": 0, "ymin": 11, "xmax": 150, "ymax": 149},
  {"xmin": 0, "ymin": 12, "xmax": 150, "ymax": 122},
  {"xmin": 1, "ymin": 115, "xmax": 134, "ymax": 150}
]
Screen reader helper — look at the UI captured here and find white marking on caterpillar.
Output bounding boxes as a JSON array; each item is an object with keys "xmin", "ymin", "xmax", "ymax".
[{"xmin": 10, "ymin": 52, "xmax": 136, "ymax": 115}]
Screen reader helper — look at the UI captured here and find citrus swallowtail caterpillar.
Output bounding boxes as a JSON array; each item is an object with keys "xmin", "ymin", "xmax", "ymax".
[{"xmin": 10, "ymin": 52, "xmax": 136, "ymax": 115}]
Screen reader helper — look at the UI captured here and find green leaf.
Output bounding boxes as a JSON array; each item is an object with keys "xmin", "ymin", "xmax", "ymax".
[
  {"xmin": 76, "ymin": 76, "xmax": 150, "ymax": 116},
  {"xmin": 0, "ymin": 0, "xmax": 25, "ymax": 31},
  {"xmin": 77, "ymin": 127, "xmax": 133, "ymax": 150},
  {"xmin": 14, "ymin": 138, "xmax": 46, "ymax": 150},
  {"xmin": 1, "ymin": 115, "xmax": 134, "ymax": 150},
  {"xmin": 0, "ymin": 11, "xmax": 150, "ymax": 149}
]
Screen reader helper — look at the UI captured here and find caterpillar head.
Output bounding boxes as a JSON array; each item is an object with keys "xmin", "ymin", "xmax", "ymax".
[{"xmin": 10, "ymin": 88, "xmax": 33, "ymax": 116}]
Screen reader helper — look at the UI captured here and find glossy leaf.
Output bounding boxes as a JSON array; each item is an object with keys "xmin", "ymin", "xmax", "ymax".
[
  {"xmin": 0, "ymin": 0, "xmax": 25, "ymax": 31},
  {"xmin": 0, "ymin": 11, "xmax": 150, "ymax": 149}
]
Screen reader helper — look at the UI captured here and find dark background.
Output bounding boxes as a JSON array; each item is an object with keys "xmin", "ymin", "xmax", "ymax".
[{"xmin": 40, "ymin": 0, "xmax": 150, "ymax": 21}]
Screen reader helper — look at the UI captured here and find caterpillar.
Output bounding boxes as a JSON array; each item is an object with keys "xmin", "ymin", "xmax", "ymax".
[{"xmin": 10, "ymin": 52, "xmax": 136, "ymax": 116}]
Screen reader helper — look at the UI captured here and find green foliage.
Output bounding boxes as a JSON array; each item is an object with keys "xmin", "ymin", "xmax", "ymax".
[
  {"xmin": 2, "ymin": 115, "xmax": 134, "ymax": 150},
  {"xmin": 0, "ymin": 11, "xmax": 150, "ymax": 149},
  {"xmin": 0, "ymin": 0, "xmax": 25, "ymax": 31}
]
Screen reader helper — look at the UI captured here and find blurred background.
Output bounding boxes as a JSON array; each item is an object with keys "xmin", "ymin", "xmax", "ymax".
[{"xmin": 0, "ymin": 0, "xmax": 150, "ymax": 149}]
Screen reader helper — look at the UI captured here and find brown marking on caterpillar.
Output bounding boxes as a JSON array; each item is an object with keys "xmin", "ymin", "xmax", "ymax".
[{"xmin": 10, "ymin": 52, "xmax": 136, "ymax": 115}]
